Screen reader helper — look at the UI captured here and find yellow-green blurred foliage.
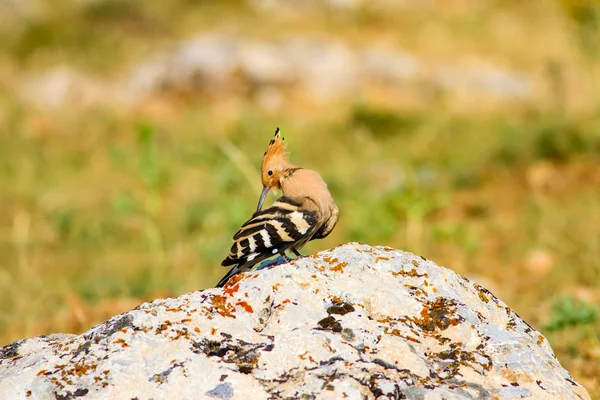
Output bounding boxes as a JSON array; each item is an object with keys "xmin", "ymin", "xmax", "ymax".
[{"xmin": 0, "ymin": 0, "xmax": 599, "ymax": 394}]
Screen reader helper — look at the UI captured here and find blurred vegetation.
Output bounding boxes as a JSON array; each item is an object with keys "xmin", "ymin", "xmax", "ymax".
[{"xmin": 0, "ymin": 0, "xmax": 599, "ymax": 396}]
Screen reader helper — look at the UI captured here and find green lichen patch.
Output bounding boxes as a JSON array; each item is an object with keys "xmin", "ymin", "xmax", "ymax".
[
  {"xmin": 149, "ymin": 360, "xmax": 188, "ymax": 385},
  {"xmin": 192, "ymin": 337, "xmax": 273, "ymax": 374},
  {"xmin": 0, "ymin": 340, "xmax": 22, "ymax": 361},
  {"xmin": 326, "ymin": 301, "xmax": 355, "ymax": 316},
  {"xmin": 430, "ymin": 342, "xmax": 493, "ymax": 380},
  {"xmin": 317, "ymin": 316, "xmax": 343, "ymax": 333}
]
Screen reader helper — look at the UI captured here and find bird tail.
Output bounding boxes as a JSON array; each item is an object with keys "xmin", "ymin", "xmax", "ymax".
[{"xmin": 216, "ymin": 264, "xmax": 244, "ymax": 288}]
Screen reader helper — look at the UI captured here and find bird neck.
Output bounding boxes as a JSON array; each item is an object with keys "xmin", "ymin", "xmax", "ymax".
[{"xmin": 280, "ymin": 168, "xmax": 331, "ymax": 214}]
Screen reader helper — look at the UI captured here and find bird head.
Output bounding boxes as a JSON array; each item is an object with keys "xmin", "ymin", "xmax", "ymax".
[{"xmin": 257, "ymin": 128, "xmax": 292, "ymax": 212}]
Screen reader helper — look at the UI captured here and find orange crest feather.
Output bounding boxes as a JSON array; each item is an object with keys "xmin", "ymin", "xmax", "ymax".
[{"xmin": 262, "ymin": 128, "xmax": 289, "ymax": 168}]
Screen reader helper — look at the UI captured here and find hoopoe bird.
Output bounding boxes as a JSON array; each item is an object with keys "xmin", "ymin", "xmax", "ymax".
[{"xmin": 216, "ymin": 128, "xmax": 339, "ymax": 287}]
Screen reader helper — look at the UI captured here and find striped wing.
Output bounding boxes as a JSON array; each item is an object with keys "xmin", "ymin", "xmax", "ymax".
[{"xmin": 221, "ymin": 197, "xmax": 318, "ymax": 267}]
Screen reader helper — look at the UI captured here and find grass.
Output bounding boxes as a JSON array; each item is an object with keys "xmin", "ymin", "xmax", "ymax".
[{"xmin": 0, "ymin": 0, "xmax": 599, "ymax": 396}]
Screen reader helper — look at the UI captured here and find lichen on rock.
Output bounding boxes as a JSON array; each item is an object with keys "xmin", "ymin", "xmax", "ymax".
[{"xmin": 0, "ymin": 243, "xmax": 590, "ymax": 399}]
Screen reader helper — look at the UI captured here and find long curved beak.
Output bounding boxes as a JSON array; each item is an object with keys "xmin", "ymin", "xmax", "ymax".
[{"xmin": 257, "ymin": 185, "xmax": 271, "ymax": 213}]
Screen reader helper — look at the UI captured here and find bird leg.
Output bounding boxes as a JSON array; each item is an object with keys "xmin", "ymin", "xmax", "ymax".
[
  {"xmin": 291, "ymin": 247, "xmax": 303, "ymax": 258},
  {"xmin": 278, "ymin": 251, "xmax": 292, "ymax": 263}
]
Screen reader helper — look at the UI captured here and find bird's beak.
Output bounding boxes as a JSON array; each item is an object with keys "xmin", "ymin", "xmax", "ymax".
[{"xmin": 257, "ymin": 185, "xmax": 271, "ymax": 212}]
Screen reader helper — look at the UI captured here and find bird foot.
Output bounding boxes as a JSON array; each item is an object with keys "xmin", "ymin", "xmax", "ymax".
[{"xmin": 255, "ymin": 256, "xmax": 289, "ymax": 271}]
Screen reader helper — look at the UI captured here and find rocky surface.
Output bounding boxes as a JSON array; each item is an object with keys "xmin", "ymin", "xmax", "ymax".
[
  {"xmin": 18, "ymin": 33, "xmax": 532, "ymax": 109},
  {"xmin": 0, "ymin": 243, "xmax": 590, "ymax": 399}
]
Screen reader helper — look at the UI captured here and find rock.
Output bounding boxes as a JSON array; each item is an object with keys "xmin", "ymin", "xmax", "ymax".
[
  {"xmin": 16, "ymin": 32, "xmax": 533, "ymax": 108},
  {"xmin": 0, "ymin": 243, "xmax": 589, "ymax": 399},
  {"xmin": 0, "ymin": 0, "xmax": 43, "ymax": 19},
  {"xmin": 435, "ymin": 62, "xmax": 532, "ymax": 99},
  {"xmin": 361, "ymin": 47, "xmax": 420, "ymax": 84},
  {"xmin": 238, "ymin": 42, "xmax": 293, "ymax": 85},
  {"xmin": 124, "ymin": 34, "xmax": 532, "ymax": 105},
  {"xmin": 280, "ymin": 38, "xmax": 359, "ymax": 101},
  {"xmin": 126, "ymin": 34, "xmax": 239, "ymax": 99},
  {"xmin": 18, "ymin": 66, "xmax": 110, "ymax": 109}
]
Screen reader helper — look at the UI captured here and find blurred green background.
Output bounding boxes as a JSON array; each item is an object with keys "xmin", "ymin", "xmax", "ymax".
[{"xmin": 0, "ymin": 0, "xmax": 599, "ymax": 394}]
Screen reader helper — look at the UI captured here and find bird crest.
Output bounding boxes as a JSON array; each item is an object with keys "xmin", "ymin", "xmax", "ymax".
[
  {"xmin": 261, "ymin": 128, "xmax": 292, "ymax": 187},
  {"xmin": 262, "ymin": 127, "xmax": 289, "ymax": 166}
]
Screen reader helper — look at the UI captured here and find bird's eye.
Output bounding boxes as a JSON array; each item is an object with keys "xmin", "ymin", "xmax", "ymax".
[{"xmin": 268, "ymin": 170, "xmax": 273, "ymax": 176}]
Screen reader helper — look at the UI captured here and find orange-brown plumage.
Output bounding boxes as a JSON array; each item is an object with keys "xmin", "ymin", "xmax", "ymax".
[
  {"xmin": 217, "ymin": 128, "xmax": 339, "ymax": 287},
  {"xmin": 260, "ymin": 128, "xmax": 294, "ymax": 196}
]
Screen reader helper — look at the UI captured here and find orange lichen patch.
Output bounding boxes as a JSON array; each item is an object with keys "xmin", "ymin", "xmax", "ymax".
[
  {"xmin": 403, "ymin": 285, "xmax": 428, "ymax": 298},
  {"xmin": 164, "ymin": 306, "xmax": 183, "ymax": 312},
  {"xmin": 323, "ymin": 341, "xmax": 336, "ymax": 353},
  {"xmin": 114, "ymin": 338, "xmax": 129, "ymax": 348},
  {"xmin": 180, "ymin": 318, "xmax": 192, "ymax": 323},
  {"xmin": 235, "ymin": 301, "xmax": 254, "ymax": 313},
  {"xmin": 224, "ymin": 284, "xmax": 240, "ymax": 296},
  {"xmin": 194, "ymin": 327, "xmax": 201, "ymax": 333},
  {"xmin": 224, "ymin": 280, "xmax": 241, "ymax": 296},
  {"xmin": 374, "ymin": 256, "xmax": 389, "ymax": 262},
  {"xmin": 411, "ymin": 260, "xmax": 420, "ymax": 267},
  {"xmin": 210, "ymin": 295, "xmax": 235, "ymax": 318},
  {"xmin": 172, "ymin": 329, "xmax": 189, "ymax": 340},
  {"xmin": 502, "ymin": 368, "xmax": 534, "ymax": 383},
  {"xmin": 26, "ymin": 391, "xmax": 32, "ymax": 397},
  {"xmin": 311, "ymin": 274, "xmax": 317, "ymax": 279},
  {"xmin": 478, "ymin": 291, "xmax": 489, "ymax": 303},
  {"xmin": 272, "ymin": 284, "xmax": 282, "ymax": 291},
  {"xmin": 49, "ymin": 377, "xmax": 63, "ymax": 388},
  {"xmin": 330, "ymin": 262, "xmax": 348, "ymax": 272},
  {"xmin": 322, "ymin": 256, "xmax": 339, "ymax": 264},
  {"xmin": 384, "ymin": 327, "xmax": 401, "ymax": 337},
  {"xmin": 36, "ymin": 370, "xmax": 48, "ymax": 376},
  {"xmin": 409, "ymin": 297, "xmax": 461, "ymax": 333},
  {"xmin": 406, "ymin": 336, "xmax": 420, "ymax": 343},
  {"xmin": 211, "ymin": 327, "xmax": 217, "ymax": 335},
  {"xmin": 72, "ymin": 363, "xmax": 97, "ymax": 377},
  {"xmin": 391, "ymin": 268, "xmax": 426, "ymax": 278},
  {"xmin": 155, "ymin": 321, "xmax": 173, "ymax": 334},
  {"xmin": 537, "ymin": 335, "xmax": 545, "ymax": 345},
  {"xmin": 227, "ymin": 273, "xmax": 246, "ymax": 286}
]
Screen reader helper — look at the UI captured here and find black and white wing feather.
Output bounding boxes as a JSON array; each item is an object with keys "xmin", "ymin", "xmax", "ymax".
[{"xmin": 221, "ymin": 197, "xmax": 318, "ymax": 269}]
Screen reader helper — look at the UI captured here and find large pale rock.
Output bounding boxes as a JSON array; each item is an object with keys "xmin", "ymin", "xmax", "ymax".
[
  {"xmin": 0, "ymin": 243, "xmax": 590, "ymax": 399},
  {"xmin": 17, "ymin": 33, "xmax": 533, "ymax": 109}
]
